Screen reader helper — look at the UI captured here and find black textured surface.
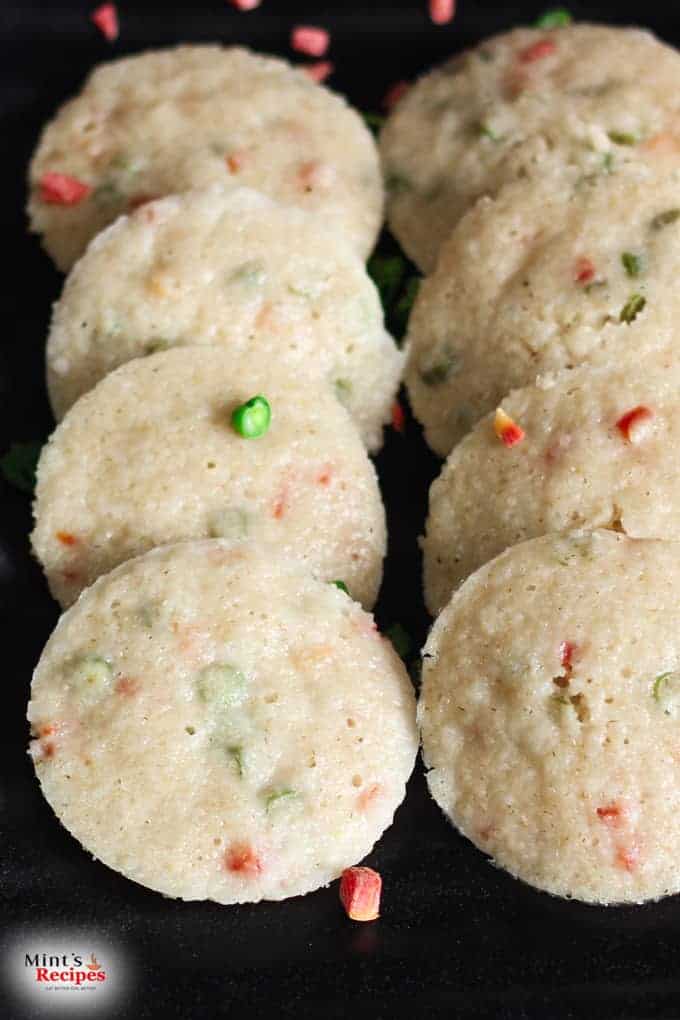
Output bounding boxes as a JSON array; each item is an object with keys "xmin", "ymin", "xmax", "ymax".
[{"xmin": 3, "ymin": 3, "xmax": 680, "ymax": 1018}]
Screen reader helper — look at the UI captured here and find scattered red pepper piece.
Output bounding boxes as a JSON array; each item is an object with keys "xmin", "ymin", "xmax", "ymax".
[
  {"xmin": 616, "ymin": 842, "xmax": 641, "ymax": 872},
  {"xmin": 429, "ymin": 0, "xmax": 456, "ymax": 25},
  {"xmin": 291, "ymin": 26, "xmax": 330, "ymax": 57},
  {"xmin": 39, "ymin": 173, "xmax": 92, "ymax": 206},
  {"xmin": 302, "ymin": 61, "xmax": 334, "ymax": 83},
  {"xmin": 560, "ymin": 641, "xmax": 576, "ymax": 671},
  {"xmin": 225, "ymin": 842, "xmax": 262, "ymax": 876},
  {"xmin": 391, "ymin": 401, "xmax": 405, "ymax": 433},
  {"xmin": 90, "ymin": 3, "xmax": 119, "ymax": 41},
  {"xmin": 383, "ymin": 80, "xmax": 410, "ymax": 110},
  {"xmin": 56, "ymin": 531, "xmax": 78, "ymax": 546},
  {"xmin": 115, "ymin": 676, "xmax": 140, "ymax": 697},
  {"xmin": 519, "ymin": 37, "xmax": 557, "ymax": 63},
  {"xmin": 339, "ymin": 866, "xmax": 382, "ymax": 922},
  {"xmin": 596, "ymin": 804, "xmax": 622, "ymax": 826},
  {"xmin": 574, "ymin": 256, "xmax": 596, "ymax": 285},
  {"xmin": 494, "ymin": 408, "xmax": 525, "ymax": 447},
  {"xmin": 615, "ymin": 405, "xmax": 653, "ymax": 443}
]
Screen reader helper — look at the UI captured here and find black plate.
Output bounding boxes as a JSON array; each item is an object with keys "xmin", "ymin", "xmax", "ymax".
[{"xmin": 4, "ymin": 3, "xmax": 680, "ymax": 1018}]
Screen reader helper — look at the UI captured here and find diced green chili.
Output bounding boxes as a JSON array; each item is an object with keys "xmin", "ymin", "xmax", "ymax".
[
  {"xmin": 264, "ymin": 788, "xmax": 298, "ymax": 812},
  {"xmin": 621, "ymin": 252, "xmax": 645, "ymax": 278},
  {"xmin": 619, "ymin": 293, "xmax": 646, "ymax": 323},
  {"xmin": 332, "ymin": 580, "xmax": 350, "ymax": 595},
  {"xmin": 607, "ymin": 130, "xmax": 638, "ymax": 147},
  {"xmin": 650, "ymin": 208, "xmax": 680, "ymax": 230},
  {"xmin": 534, "ymin": 8, "xmax": 571, "ymax": 28}
]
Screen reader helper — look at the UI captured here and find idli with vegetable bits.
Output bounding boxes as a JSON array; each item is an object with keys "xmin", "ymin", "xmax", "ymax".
[
  {"xmin": 422, "ymin": 350, "xmax": 680, "ymax": 614},
  {"xmin": 46, "ymin": 185, "xmax": 403, "ymax": 452},
  {"xmin": 419, "ymin": 530, "xmax": 680, "ymax": 904},
  {"xmin": 380, "ymin": 19, "xmax": 680, "ymax": 272},
  {"xmin": 406, "ymin": 152, "xmax": 680, "ymax": 456},
  {"xmin": 28, "ymin": 540, "xmax": 418, "ymax": 904},
  {"xmin": 27, "ymin": 44, "xmax": 383, "ymax": 270},
  {"xmin": 32, "ymin": 348, "xmax": 386, "ymax": 609}
]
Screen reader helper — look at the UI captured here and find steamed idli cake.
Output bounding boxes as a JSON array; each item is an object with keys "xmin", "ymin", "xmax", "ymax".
[
  {"xmin": 31, "ymin": 348, "xmax": 386, "ymax": 609},
  {"xmin": 28, "ymin": 45, "xmax": 383, "ymax": 270},
  {"xmin": 423, "ymin": 351, "xmax": 680, "ymax": 614},
  {"xmin": 46, "ymin": 185, "xmax": 403, "ymax": 451},
  {"xmin": 380, "ymin": 22, "xmax": 680, "ymax": 272},
  {"xmin": 406, "ymin": 153, "xmax": 680, "ymax": 456},
  {"xmin": 419, "ymin": 530, "xmax": 680, "ymax": 904},
  {"xmin": 28, "ymin": 540, "xmax": 418, "ymax": 903}
]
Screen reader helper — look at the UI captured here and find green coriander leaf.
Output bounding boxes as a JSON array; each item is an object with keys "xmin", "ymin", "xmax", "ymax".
[
  {"xmin": 619, "ymin": 293, "xmax": 646, "ymax": 323},
  {"xmin": 621, "ymin": 252, "xmax": 645, "ymax": 278},
  {"xmin": 534, "ymin": 8, "xmax": 572, "ymax": 28}
]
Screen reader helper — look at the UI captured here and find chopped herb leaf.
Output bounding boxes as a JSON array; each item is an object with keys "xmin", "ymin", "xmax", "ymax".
[
  {"xmin": 368, "ymin": 254, "xmax": 407, "ymax": 312},
  {"xmin": 607, "ymin": 130, "xmax": 638, "ymax": 147},
  {"xmin": 332, "ymin": 580, "xmax": 350, "ymax": 595},
  {"xmin": 419, "ymin": 343, "xmax": 461, "ymax": 386},
  {"xmin": 392, "ymin": 275, "xmax": 420, "ymax": 339},
  {"xmin": 334, "ymin": 378, "xmax": 353, "ymax": 405},
  {"xmin": 652, "ymin": 671, "xmax": 680, "ymax": 716},
  {"xmin": 1, "ymin": 440, "xmax": 42, "ymax": 494},
  {"xmin": 385, "ymin": 170, "xmax": 412, "ymax": 194},
  {"xmin": 264, "ymin": 788, "xmax": 298, "ymax": 812},
  {"xmin": 478, "ymin": 120, "xmax": 502, "ymax": 142},
  {"xmin": 602, "ymin": 152, "xmax": 615, "ymax": 173},
  {"xmin": 621, "ymin": 252, "xmax": 645, "ymax": 278},
  {"xmin": 386, "ymin": 623, "xmax": 412, "ymax": 660},
  {"xmin": 227, "ymin": 745, "xmax": 244, "ymax": 778},
  {"xmin": 619, "ymin": 293, "xmax": 646, "ymax": 323},
  {"xmin": 534, "ymin": 8, "xmax": 572, "ymax": 28},
  {"xmin": 650, "ymin": 208, "xmax": 680, "ymax": 230},
  {"xmin": 363, "ymin": 112, "xmax": 385, "ymax": 135}
]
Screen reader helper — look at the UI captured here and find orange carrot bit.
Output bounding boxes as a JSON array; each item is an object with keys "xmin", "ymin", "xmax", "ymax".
[
  {"xmin": 615, "ymin": 405, "xmax": 653, "ymax": 443},
  {"xmin": 574, "ymin": 256, "xmax": 596, "ymax": 285},
  {"xmin": 596, "ymin": 803, "xmax": 623, "ymax": 827},
  {"xmin": 339, "ymin": 866, "xmax": 382, "ymax": 922},
  {"xmin": 383, "ymin": 80, "xmax": 410, "ymax": 111},
  {"xmin": 316, "ymin": 465, "xmax": 333, "ymax": 486},
  {"xmin": 616, "ymin": 841, "xmax": 641, "ymax": 872},
  {"xmin": 272, "ymin": 485, "xmax": 289, "ymax": 520},
  {"xmin": 56, "ymin": 531, "xmax": 78, "ymax": 546},
  {"xmin": 429, "ymin": 0, "xmax": 456, "ymax": 26},
  {"xmin": 297, "ymin": 160, "xmax": 336, "ymax": 191},
  {"xmin": 226, "ymin": 152, "xmax": 246, "ymax": 174},
  {"xmin": 291, "ymin": 26, "xmax": 330, "ymax": 58},
  {"xmin": 39, "ymin": 173, "xmax": 92, "ymax": 206},
  {"xmin": 357, "ymin": 783, "xmax": 382, "ymax": 811},
  {"xmin": 225, "ymin": 842, "xmax": 262, "ymax": 876},
  {"xmin": 115, "ymin": 676, "xmax": 140, "ymax": 697},
  {"xmin": 90, "ymin": 3, "xmax": 119, "ymax": 41},
  {"xmin": 302, "ymin": 61, "xmax": 334, "ymax": 84},
  {"xmin": 519, "ymin": 38, "xmax": 557, "ymax": 63},
  {"xmin": 493, "ymin": 408, "xmax": 525, "ymax": 447},
  {"xmin": 391, "ymin": 401, "xmax": 405, "ymax": 433},
  {"xmin": 642, "ymin": 132, "xmax": 680, "ymax": 154}
]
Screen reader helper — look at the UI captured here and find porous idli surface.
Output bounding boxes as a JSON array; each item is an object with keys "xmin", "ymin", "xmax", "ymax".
[
  {"xmin": 46, "ymin": 186, "xmax": 403, "ymax": 451},
  {"xmin": 32, "ymin": 348, "xmax": 386, "ymax": 609},
  {"xmin": 423, "ymin": 350, "xmax": 680, "ymax": 614},
  {"xmin": 419, "ymin": 530, "xmax": 680, "ymax": 905},
  {"xmin": 381, "ymin": 23, "xmax": 680, "ymax": 271},
  {"xmin": 406, "ymin": 153, "xmax": 680, "ymax": 456},
  {"xmin": 28, "ymin": 45, "xmax": 383, "ymax": 269},
  {"xmin": 28, "ymin": 540, "xmax": 418, "ymax": 903}
]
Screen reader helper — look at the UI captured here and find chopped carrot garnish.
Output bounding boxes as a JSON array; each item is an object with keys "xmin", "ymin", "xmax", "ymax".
[
  {"xmin": 429, "ymin": 0, "xmax": 456, "ymax": 25},
  {"xmin": 493, "ymin": 408, "xmax": 525, "ymax": 447},
  {"xmin": 357, "ymin": 783, "xmax": 382, "ymax": 811},
  {"xmin": 225, "ymin": 843, "xmax": 262, "ymax": 876},
  {"xmin": 115, "ymin": 676, "xmax": 140, "ymax": 697},
  {"xmin": 519, "ymin": 38, "xmax": 557, "ymax": 63},
  {"xmin": 615, "ymin": 405, "xmax": 653, "ymax": 443},
  {"xmin": 616, "ymin": 842, "xmax": 641, "ymax": 872},
  {"xmin": 574, "ymin": 256, "xmax": 595, "ymax": 285},
  {"xmin": 56, "ymin": 531, "xmax": 78, "ymax": 546},
  {"xmin": 597, "ymin": 804, "xmax": 622, "ymax": 826},
  {"xmin": 39, "ymin": 173, "xmax": 91, "ymax": 206},
  {"xmin": 226, "ymin": 152, "xmax": 245, "ymax": 174},
  {"xmin": 339, "ymin": 866, "xmax": 382, "ymax": 922},
  {"xmin": 291, "ymin": 26, "xmax": 330, "ymax": 57},
  {"xmin": 560, "ymin": 641, "xmax": 576, "ymax": 671},
  {"xmin": 302, "ymin": 61, "xmax": 334, "ymax": 83},
  {"xmin": 90, "ymin": 3, "xmax": 119, "ymax": 41},
  {"xmin": 316, "ymin": 466, "xmax": 332, "ymax": 486}
]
